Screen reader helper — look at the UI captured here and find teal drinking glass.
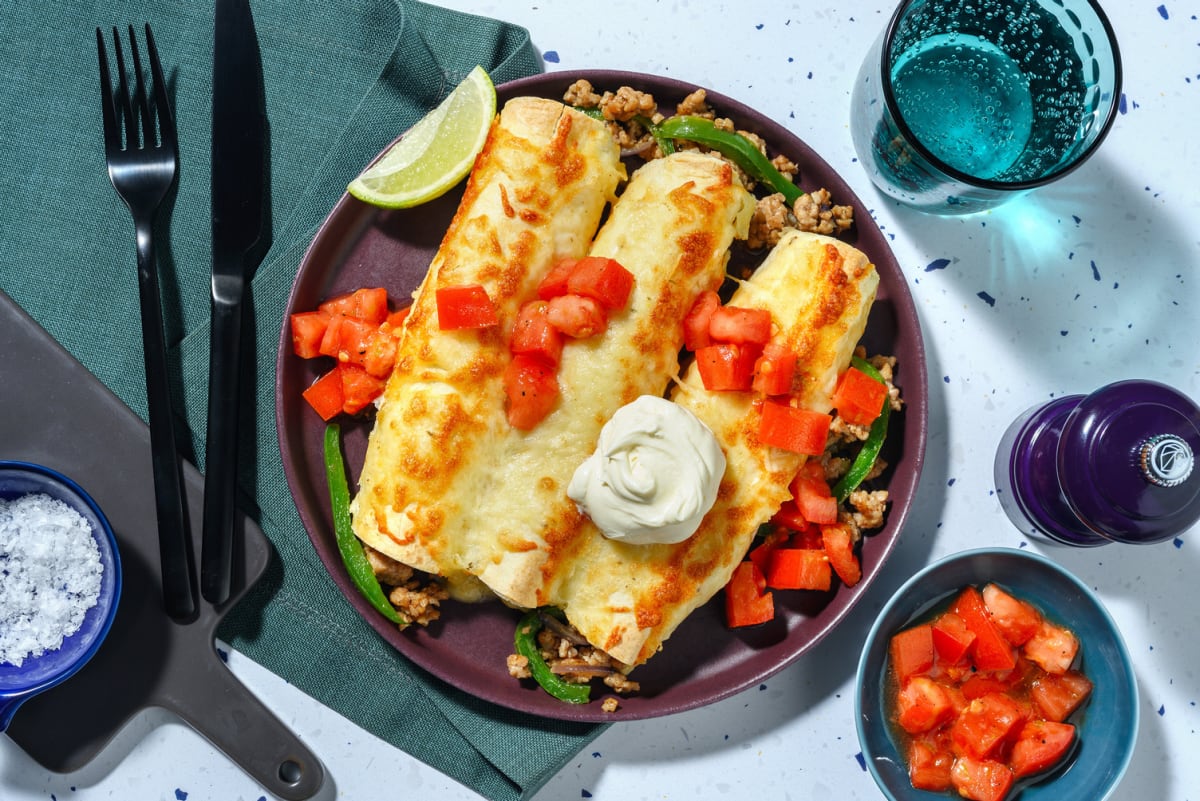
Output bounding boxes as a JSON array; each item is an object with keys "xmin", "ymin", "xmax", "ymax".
[{"xmin": 850, "ymin": 0, "xmax": 1121, "ymax": 215}]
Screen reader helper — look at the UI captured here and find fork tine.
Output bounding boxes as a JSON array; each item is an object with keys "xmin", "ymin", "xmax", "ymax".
[
  {"xmin": 110, "ymin": 26, "xmax": 135, "ymax": 149},
  {"xmin": 143, "ymin": 24, "xmax": 176, "ymax": 148},
  {"xmin": 96, "ymin": 28, "xmax": 120, "ymax": 152},
  {"xmin": 126, "ymin": 25, "xmax": 154, "ymax": 148}
]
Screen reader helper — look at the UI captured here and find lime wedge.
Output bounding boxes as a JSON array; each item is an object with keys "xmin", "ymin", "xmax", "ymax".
[{"xmin": 348, "ymin": 66, "xmax": 496, "ymax": 208}]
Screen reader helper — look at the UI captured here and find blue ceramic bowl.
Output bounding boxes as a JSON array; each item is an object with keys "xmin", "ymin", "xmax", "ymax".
[
  {"xmin": 0, "ymin": 461, "xmax": 122, "ymax": 731},
  {"xmin": 855, "ymin": 547, "xmax": 1137, "ymax": 801}
]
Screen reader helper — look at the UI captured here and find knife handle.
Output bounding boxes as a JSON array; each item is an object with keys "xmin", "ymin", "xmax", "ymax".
[{"xmin": 200, "ymin": 290, "xmax": 244, "ymax": 604}]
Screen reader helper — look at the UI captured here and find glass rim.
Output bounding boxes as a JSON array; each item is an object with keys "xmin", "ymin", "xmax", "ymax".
[{"xmin": 879, "ymin": 0, "xmax": 1124, "ymax": 193}]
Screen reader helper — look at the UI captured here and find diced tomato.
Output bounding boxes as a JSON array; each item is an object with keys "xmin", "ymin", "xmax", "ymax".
[
  {"xmin": 683, "ymin": 290, "xmax": 720, "ymax": 350},
  {"xmin": 301, "ymin": 367, "xmax": 345, "ymax": 421},
  {"xmin": 510, "ymin": 301, "xmax": 565, "ymax": 364},
  {"xmin": 820, "ymin": 522, "xmax": 861, "ymax": 586},
  {"xmin": 931, "ymin": 612, "xmax": 977, "ymax": 665},
  {"xmin": 536, "ymin": 258, "xmax": 578, "ymax": 300},
  {"xmin": 748, "ymin": 528, "xmax": 789, "ymax": 576},
  {"xmin": 896, "ymin": 676, "xmax": 956, "ymax": 735},
  {"xmin": 1009, "ymin": 720, "xmax": 1076, "ymax": 779},
  {"xmin": 790, "ymin": 463, "xmax": 839, "ymax": 524},
  {"xmin": 319, "ymin": 313, "xmax": 346, "ymax": 358},
  {"xmin": 1022, "ymin": 620, "xmax": 1079, "ymax": 675},
  {"xmin": 908, "ymin": 738, "xmax": 955, "ymax": 791},
  {"xmin": 960, "ymin": 674, "xmax": 1016, "ymax": 701},
  {"xmin": 361, "ymin": 330, "xmax": 398, "ymax": 378},
  {"xmin": 383, "ymin": 306, "xmax": 411, "ymax": 335},
  {"xmin": 890, "ymin": 624, "xmax": 936, "ymax": 682},
  {"xmin": 319, "ymin": 287, "xmax": 389, "ymax": 325},
  {"xmin": 952, "ymin": 587, "xmax": 1017, "ymax": 673},
  {"xmin": 695, "ymin": 342, "xmax": 758, "ymax": 391},
  {"xmin": 950, "ymin": 756, "xmax": 1014, "ymax": 801},
  {"xmin": 436, "ymin": 284, "xmax": 499, "ymax": 330},
  {"xmin": 546, "ymin": 294, "xmax": 608, "ymax": 338},
  {"xmin": 290, "ymin": 310, "xmax": 331, "ymax": 358},
  {"xmin": 725, "ymin": 561, "xmax": 774, "ymax": 628},
  {"xmin": 317, "ymin": 291, "xmax": 358, "ymax": 318},
  {"xmin": 503, "ymin": 354, "xmax": 559, "ymax": 430},
  {"xmin": 334, "ymin": 317, "xmax": 378, "ymax": 367},
  {"xmin": 351, "ymin": 286, "xmax": 389, "ymax": 325},
  {"xmin": 751, "ymin": 342, "xmax": 797, "ymax": 395},
  {"xmin": 1030, "ymin": 670, "xmax": 1093, "ymax": 722},
  {"xmin": 789, "ymin": 522, "xmax": 826, "ymax": 550},
  {"xmin": 765, "ymin": 548, "xmax": 831, "ymax": 591},
  {"xmin": 566, "ymin": 256, "xmax": 635, "ymax": 310},
  {"xmin": 831, "ymin": 365, "xmax": 889, "ymax": 426},
  {"xmin": 770, "ymin": 499, "xmax": 809, "ymax": 531},
  {"xmin": 708, "ymin": 305, "xmax": 772, "ymax": 345},
  {"xmin": 339, "ymin": 364, "xmax": 386, "ymax": 415},
  {"xmin": 982, "ymin": 584, "xmax": 1043, "ymax": 647},
  {"xmin": 950, "ymin": 693, "xmax": 1027, "ymax": 761},
  {"xmin": 759, "ymin": 402, "xmax": 832, "ymax": 455}
]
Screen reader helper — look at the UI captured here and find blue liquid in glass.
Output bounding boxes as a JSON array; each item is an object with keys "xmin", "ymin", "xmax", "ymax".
[{"xmin": 891, "ymin": 34, "xmax": 1034, "ymax": 181}]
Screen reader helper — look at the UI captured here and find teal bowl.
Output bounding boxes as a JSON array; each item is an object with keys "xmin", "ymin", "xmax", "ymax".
[{"xmin": 855, "ymin": 547, "xmax": 1137, "ymax": 801}]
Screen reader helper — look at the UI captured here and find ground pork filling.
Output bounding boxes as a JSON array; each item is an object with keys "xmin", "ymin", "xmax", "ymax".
[
  {"xmin": 505, "ymin": 619, "xmax": 641, "ymax": 713},
  {"xmin": 364, "ymin": 547, "xmax": 448, "ymax": 627},
  {"xmin": 562, "ymin": 79, "xmax": 855, "ymax": 250}
]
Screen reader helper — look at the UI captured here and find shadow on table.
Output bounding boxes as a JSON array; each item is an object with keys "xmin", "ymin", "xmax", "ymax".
[{"xmin": 880, "ymin": 149, "xmax": 1194, "ymax": 391}]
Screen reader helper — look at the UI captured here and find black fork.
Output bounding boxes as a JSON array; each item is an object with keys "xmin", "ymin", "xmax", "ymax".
[{"xmin": 97, "ymin": 24, "xmax": 195, "ymax": 620}]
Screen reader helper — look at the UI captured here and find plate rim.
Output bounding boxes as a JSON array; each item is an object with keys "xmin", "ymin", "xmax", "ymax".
[{"xmin": 275, "ymin": 68, "xmax": 929, "ymax": 722}]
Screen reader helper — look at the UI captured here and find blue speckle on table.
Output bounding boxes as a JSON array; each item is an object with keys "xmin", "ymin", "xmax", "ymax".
[
  {"xmin": 756, "ymin": 23, "xmax": 764, "ymax": 29},
  {"xmin": 592, "ymin": 751, "xmax": 602, "ymax": 758},
  {"xmin": 1159, "ymin": 704, "xmax": 1166, "ymax": 716},
  {"xmin": 1060, "ymin": 330, "xmax": 1069, "ymax": 336},
  {"xmin": 948, "ymin": 478, "xmax": 956, "ymax": 487},
  {"xmin": 1090, "ymin": 260, "xmax": 1101, "ymax": 281},
  {"xmin": 582, "ymin": 790, "xmax": 594, "ymax": 798},
  {"xmin": 977, "ymin": 291, "xmax": 996, "ymax": 307},
  {"xmin": 759, "ymin": 683, "xmax": 768, "ymax": 691},
  {"xmin": 175, "ymin": 790, "xmax": 188, "ymax": 801},
  {"xmin": 1119, "ymin": 93, "xmax": 1128, "ymax": 114},
  {"xmin": 217, "ymin": 647, "xmax": 229, "ymax": 663},
  {"xmin": 943, "ymin": 375, "xmax": 950, "ymax": 383},
  {"xmin": 855, "ymin": 752, "xmax": 867, "ymax": 770},
  {"xmin": 925, "ymin": 257, "xmax": 950, "ymax": 272},
  {"xmin": 1157, "ymin": 4, "xmax": 1169, "ymax": 19},
  {"xmin": 807, "ymin": 71, "xmax": 813, "ymax": 79},
  {"xmin": 543, "ymin": 51, "xmax": 560, "ymax": 64},
  {"xmin": 1072, "ymin": 214, "xmax": 1081, "ymax": 225},
  {"xmin": 1174, "ymin": 537, "xmax": 1184, "ymax": 548}
]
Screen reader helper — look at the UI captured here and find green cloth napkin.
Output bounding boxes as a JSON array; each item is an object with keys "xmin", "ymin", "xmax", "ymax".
[{"xmin": 0, "ymin": 2, "xmax": 606, "ymax": 798}]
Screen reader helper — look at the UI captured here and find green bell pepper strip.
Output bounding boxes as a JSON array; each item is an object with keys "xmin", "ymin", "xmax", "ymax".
[
  {"xmin": 514, "ymin": 609, "xmax": 592, "ymax": 704},
  {"xmin": 654, "ymin": 115, "xmax": 803, "ymax": 206},
  {"xmin": 324, "ymin": 423, "xmax": 407, "ymax": 626},
  {"xmin": 832, "ymin": 356, "xmax": 891, "ymax": 504}
]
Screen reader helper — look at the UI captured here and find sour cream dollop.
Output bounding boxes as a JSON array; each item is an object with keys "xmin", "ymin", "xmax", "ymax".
[{"xmin": 567, "ymin": 395, "xmax": 726, "ymax": 545}]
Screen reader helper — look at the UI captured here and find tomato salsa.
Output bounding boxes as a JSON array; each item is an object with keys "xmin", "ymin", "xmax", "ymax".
[{"xmin": 886, "ymin": 584, "xmax": 1093, "ymax": 801}]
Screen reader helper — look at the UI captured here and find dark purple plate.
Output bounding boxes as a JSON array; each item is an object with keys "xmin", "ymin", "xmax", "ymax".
[{"xmin": 276, "ymin": 70, "xmax": 928, "ymax": 722}]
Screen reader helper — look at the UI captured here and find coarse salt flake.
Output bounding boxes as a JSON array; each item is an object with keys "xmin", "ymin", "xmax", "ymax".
[{"xmin": 0, "ymin": 492, "xmax": 103, "ymax": 667}]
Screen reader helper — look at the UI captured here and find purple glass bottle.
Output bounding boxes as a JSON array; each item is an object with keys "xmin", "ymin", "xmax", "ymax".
[{"xmin": 996, "ymin": 380, "xmax": 1200, "ymax": 546}]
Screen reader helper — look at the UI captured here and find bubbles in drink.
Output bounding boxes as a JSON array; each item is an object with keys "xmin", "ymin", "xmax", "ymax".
[{"xmin": 891, "ymin": 34, "xmax": 1034, "ymax": 180}]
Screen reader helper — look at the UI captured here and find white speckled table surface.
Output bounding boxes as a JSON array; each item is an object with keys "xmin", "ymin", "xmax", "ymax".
[{"xmin": 3, "ymin": 1, "xmax": 1197, "ymax": 799}]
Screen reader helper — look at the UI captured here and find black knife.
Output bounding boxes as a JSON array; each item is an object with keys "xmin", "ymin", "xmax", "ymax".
[{"xmin": 201, "ymin": 0, "xmax": 268, "ymax": 604}]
